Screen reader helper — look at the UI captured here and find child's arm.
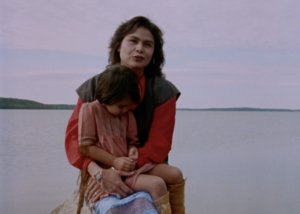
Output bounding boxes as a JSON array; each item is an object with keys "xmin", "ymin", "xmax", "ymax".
[
  {"xmin": 80, "ymin": 144, "xmax": 135, "ymax": 172},
  {"xmin": 79, "ymin": 144, "xmax": 114, "ymax": 166},
  {"xmin": 78, "ymin": 103, "xmax": 135, "ymax": 172}
]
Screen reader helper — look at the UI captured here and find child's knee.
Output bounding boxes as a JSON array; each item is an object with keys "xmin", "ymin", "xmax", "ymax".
[
  {"xmin": 152, "ymin": 176, "xmax": 167, "ymax": 192},
  {"xmin": 169, "ymin": 167, "xmax": 184, "ymax": 184},
  {"xmin": 149, "ymin": 176, "xmax": 167, "ymax": 200}
]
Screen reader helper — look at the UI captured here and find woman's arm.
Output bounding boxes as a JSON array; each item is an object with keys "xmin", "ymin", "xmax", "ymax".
[
  {"xmin": 85, "ymin": 162, "xmax": 135, "ymax": 201},
  {"xmin": 65, "ymin": 97, "xmax": 93, "ymax": 172},
  {"xmin": 137, "ymin": 96, "xmax": 176, "ymax": 167}
]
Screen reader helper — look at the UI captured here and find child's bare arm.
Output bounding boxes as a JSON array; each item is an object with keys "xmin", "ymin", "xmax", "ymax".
[
  {"xmin": 81, "ymin": 144, "xmax": 115, "ymax": 166},
  {"xmin": 79, "ymin": 144, "xmax": 135, "ymax": 172}
]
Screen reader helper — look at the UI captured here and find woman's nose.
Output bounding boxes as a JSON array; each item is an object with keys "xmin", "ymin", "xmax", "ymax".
[{"xmin": 136, "ymin": 42, "xmax": 144, "ymax": 52}]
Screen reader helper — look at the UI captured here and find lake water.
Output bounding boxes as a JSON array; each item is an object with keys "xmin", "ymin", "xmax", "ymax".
[{"xmin": 0, "ymin": 110, "xmax": 299, "ymax": 214}]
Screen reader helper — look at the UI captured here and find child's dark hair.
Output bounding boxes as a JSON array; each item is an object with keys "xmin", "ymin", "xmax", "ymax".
[{"xmin": 95, "ymin": 65, "xmax": 140, "ymax": 105}]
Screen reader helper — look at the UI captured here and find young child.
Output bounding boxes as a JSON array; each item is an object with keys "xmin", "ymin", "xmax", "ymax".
[{"xmin": 77, "ymin": 65, "xmax": 184, "ymax": 214}]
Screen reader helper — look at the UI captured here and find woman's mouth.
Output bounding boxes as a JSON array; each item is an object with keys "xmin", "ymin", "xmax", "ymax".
[{"xmin": 133, "ymin": 56, "xmax": 144, "ymax": 61}]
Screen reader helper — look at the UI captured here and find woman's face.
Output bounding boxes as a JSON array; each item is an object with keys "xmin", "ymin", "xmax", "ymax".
[{"xmin": 118, "ymin": 27, "xmax": 155, "ymax": 77}]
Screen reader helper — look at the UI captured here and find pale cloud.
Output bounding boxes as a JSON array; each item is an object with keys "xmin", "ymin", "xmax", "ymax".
[
  {"xmin": 161, "ymin": 0, "xmax": 300, "ymax": 49},
  {"xmin": 166, "ymin": 61, "xmax": 300, "ymax": 90},
  {"xmin": 1, "ymin": 68, "xmax": 101, "ymax": 79},
  {"xmin": 0, "ymin": 0, "xmax": 299, "ymax": 108},
  {"xmin": 1, "ymin": 0, "xmax": 299, "ymax": 56},
  {"xmin": 180, "ymin": 60, "xmax": 299, "ymax": 75},
  {"xmin": 0, "ymin": 0, "xmax": 119, "ymax": 55}
]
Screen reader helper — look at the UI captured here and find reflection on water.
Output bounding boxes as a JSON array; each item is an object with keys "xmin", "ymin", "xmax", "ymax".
[{"xmin": 0, "ymin": 110, "xmax": 300, "ymax": 214}]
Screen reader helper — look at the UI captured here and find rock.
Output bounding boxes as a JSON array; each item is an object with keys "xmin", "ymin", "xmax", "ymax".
[{"xmin": 49, "ymin": 190, "xmax": 91, "ymax": 214}]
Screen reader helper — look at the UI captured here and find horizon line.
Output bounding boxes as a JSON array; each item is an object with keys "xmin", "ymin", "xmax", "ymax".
[{"xmin": 1, "ymin": 97, "xmax": 300, "ymax": 111}]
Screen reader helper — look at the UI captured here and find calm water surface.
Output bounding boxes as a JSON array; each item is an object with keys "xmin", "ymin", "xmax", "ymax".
[{"xmin": 0, "ymin": 110, "xmax": 299, "ymax": 214}]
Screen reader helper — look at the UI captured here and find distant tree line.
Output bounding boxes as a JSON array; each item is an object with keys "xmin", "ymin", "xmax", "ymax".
[{"xmin": 0, "ymin": 97, "xmax": 75, "ymax": 110}]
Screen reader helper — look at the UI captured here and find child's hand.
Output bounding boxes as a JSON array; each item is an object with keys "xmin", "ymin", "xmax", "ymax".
[
  {"xmin": 112, "ymin": 157, "xmax": 136, "ymax": 172},
  {"xmin": 128, "ymin": 145, "xmax": 138, "ymax": 162}
]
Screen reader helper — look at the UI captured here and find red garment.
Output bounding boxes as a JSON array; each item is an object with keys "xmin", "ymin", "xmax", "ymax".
[
  {"xmin": 65, "ymin": 75, "xmax": 176, "ymax": 172},
  {"xmin": 137, "ymin": 97, "xmax": 176, "ymax": 168}
]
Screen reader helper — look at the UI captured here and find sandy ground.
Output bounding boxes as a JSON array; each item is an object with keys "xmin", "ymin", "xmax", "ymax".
[{"xmin": 49, "ymin": 190, "xmax": 91, "ymax": 214}]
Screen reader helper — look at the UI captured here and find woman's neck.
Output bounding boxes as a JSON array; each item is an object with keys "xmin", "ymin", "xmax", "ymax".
[{"xmin": 132, "ymin": 68, "xmax": 144, "ymax": 79}]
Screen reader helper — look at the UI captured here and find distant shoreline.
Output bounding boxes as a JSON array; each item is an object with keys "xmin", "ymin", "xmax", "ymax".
[
  {"xmin": 1, "ymin": 97, "xmax": 299, "ymax": 112},
  {"xmin": 0, "ymin": 97, "xmax": 75, "ymax": 110},
  {"xmin": 177, "ymin": 108, "xmax": 300, "ymax": 112}
]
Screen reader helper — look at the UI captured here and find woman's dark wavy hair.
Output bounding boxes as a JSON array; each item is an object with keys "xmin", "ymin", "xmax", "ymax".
[
  {"xmin": 108, "ymin": 16, "xmax": 165, "ymax": 77},
  {"xmin": 95, "ymin": 65, "xmax": 140, "ymax": 105}
]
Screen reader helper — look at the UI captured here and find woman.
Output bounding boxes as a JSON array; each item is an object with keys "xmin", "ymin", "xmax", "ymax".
[{"xmin": 65, "ymin": 16, "xmax": 186, "ymax": 214}]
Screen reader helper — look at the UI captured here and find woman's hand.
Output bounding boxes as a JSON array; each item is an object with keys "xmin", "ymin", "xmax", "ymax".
[
  {"xmin": 85, "ymin": 177, "xmax": 102, "ymax": 203},
  {"xmin": 112, "ymin": 157, "xmax": 136, "ymax": 172},
  {"xmin": 85, "ymin": 168, "xmax": 135, "ymax": 202}
]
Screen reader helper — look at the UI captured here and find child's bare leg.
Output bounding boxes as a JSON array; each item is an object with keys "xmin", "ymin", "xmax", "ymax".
[
  {"xmin": 146, "ymin": 164, "xmax": 185, "ymax": 214},
  {"xmin": 133, "ymin": 174, "xmax": 167, "ymax": 201},
  {"xmin": 146, "ymin": 164, "xmax": 184, "ymax": 185}
]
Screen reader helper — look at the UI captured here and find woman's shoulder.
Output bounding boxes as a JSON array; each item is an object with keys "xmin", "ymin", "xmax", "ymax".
[
  {"xmin": 147, "ymin": 75, "xmax": 181, "ymax": 106},
  {"xmin": 152, "ymin": 76, "xmax": 179, "ymax": 92},
  {"xmin": 76, "ymin": 73, "xmax": 103, "ymax": 102}
]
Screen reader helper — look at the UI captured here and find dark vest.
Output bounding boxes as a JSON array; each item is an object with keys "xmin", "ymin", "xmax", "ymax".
[{"xmin": 76, "ymin": 74, "xmax": 180, "ymax": 161}]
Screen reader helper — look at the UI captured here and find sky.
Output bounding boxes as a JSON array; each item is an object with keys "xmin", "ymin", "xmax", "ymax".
[{"xmin": 0, "ymin": 0, "xmax": 299, "ymax": 109}]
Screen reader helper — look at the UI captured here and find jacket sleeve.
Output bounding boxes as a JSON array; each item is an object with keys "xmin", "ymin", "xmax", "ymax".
[
  {"xmin": 65, "ymin": 97, "xmax": 93, "ymax": 172},
  {"xmin": 137, "ymin": 95, "xmax": 176, "ymax": 167},
  {"xmin": 126, "ymin": 111, "xmax": 140, "ymax": 146}
]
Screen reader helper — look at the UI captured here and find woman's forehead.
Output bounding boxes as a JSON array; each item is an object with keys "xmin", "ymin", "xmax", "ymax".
[{"xmin": 125, "ymin": 27, "xmax": 154, "ymax": 42}]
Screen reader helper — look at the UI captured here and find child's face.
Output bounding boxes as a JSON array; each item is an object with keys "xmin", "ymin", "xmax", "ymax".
[{"xmin": 106, "ymin": 98, "xmax": 134, "ymax": 116}]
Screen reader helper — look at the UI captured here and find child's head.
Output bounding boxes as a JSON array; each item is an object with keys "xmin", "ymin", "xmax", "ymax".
[{"xmin": 95, "ymin": 65, "xmax": 140, "ymax": 116}]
